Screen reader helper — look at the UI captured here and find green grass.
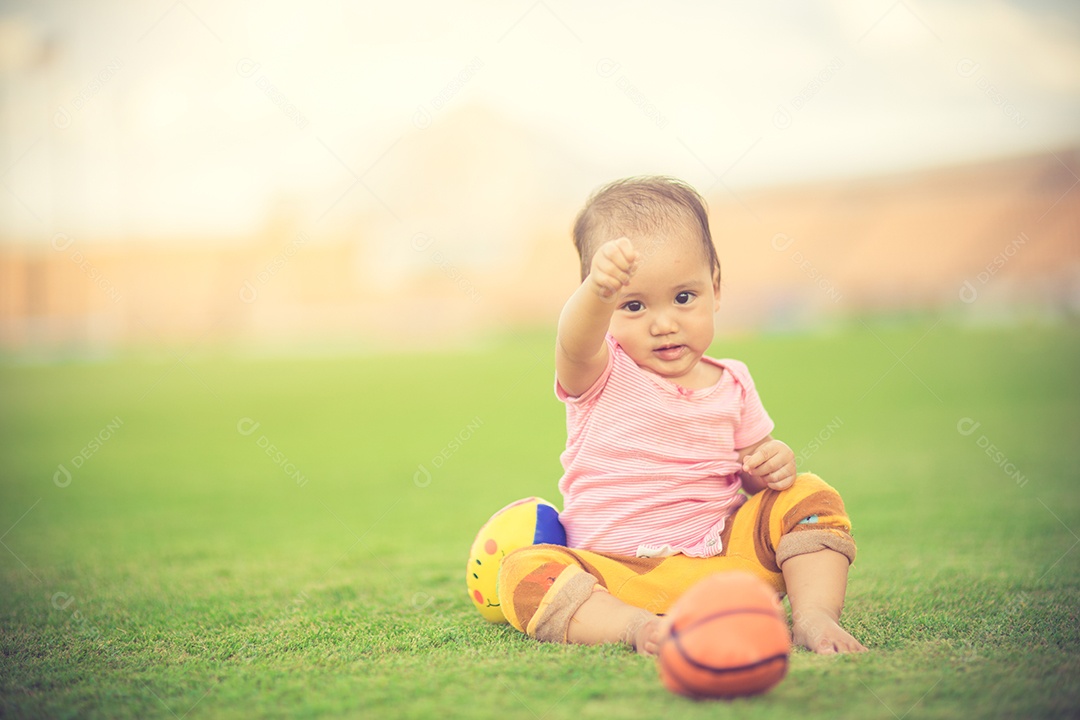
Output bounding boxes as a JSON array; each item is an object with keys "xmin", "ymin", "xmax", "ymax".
[{"xmin": 2, "ymin": 318, "xmax": 1079, "ymax": 719}]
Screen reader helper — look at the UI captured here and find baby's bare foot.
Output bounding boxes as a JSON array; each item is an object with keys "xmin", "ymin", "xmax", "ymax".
[
  {"xmin": 792, "ymin": 609, "xmax": 867, "ymax": 655},
  {"xmin": 631, "ymin": 613, "xmax": 673, "ymax": 656}
]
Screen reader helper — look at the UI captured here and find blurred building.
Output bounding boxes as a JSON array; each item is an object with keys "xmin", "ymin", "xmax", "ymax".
[
  {"xmin": 1, "ymin": 134, "xmax": 1077, "ymax": 356},
  {"xmin": 3, "ymin": 4, "xmax": 1079, "ymax": 356}
]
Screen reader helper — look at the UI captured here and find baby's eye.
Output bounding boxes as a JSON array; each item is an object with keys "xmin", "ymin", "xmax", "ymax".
[
  {"xmin": 675, "ymin": 291, "xmax": 695, "ymax": 305},
  {"xmin": 622, "ymin": 300, "xmax": 644, "ymax": 313}
]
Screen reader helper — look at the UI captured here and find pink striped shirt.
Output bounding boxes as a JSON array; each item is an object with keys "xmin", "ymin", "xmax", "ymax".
[{"xmin": 555, "ymin": 335, "xmax": 774, "ymax": 558}]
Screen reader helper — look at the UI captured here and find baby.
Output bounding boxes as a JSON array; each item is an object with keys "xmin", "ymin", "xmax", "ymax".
[{"xmin": 497, "ymin": 176, "xmax": 866, "ymax": 655}]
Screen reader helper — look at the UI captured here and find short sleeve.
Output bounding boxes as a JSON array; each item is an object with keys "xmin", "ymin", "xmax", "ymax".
[
  {"xmin": 722, "ymin": 359, "xmax": 775, "ymax": 449},
  {"xmin": 555, "ymin": 335, "xmax": 617, "ymax": 405}
]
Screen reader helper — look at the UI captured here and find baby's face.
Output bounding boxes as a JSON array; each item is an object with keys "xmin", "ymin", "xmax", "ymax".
[{"xmin": 607, "ymin": 230, "xmax": 720, "ymax": 387}]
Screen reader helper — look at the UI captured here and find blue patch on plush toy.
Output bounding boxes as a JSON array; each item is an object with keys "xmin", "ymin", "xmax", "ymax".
[{"xmin": 534, "ymin": 503, "xmax": 567, "ymax": 545}]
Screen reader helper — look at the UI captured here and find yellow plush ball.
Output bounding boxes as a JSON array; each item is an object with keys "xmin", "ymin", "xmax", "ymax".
[{"xmin": 466, "ymin": 497, "xmax": 566, "ymax": 623}]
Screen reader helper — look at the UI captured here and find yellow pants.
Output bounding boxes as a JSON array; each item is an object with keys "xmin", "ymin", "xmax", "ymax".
[{"xmin": 497, "ymin": 473, "xmax": 855, "ymax": 643}]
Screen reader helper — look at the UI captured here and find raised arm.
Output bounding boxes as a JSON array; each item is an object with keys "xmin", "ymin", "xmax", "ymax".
[{"xmin": 556, "ymin": 237, "xmax": 639, "ymax": 397}]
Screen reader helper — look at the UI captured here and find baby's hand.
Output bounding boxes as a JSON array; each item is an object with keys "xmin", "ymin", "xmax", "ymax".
[
  {"xmin": 588, "ymin": 237, "xmax": 639, "ymax": 301},
  {"xmin": 742, "ymin": 440, "xmax": 797, "ymax": 491}
]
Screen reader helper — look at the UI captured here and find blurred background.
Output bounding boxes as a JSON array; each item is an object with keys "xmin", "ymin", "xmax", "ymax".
[{"xmin": 0, "ymin": 0, "xmax": 1078, "ymax": 357}]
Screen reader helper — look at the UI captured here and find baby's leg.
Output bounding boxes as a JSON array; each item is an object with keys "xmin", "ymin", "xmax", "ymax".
[
  {"xmin": 773, "ymin": 475, "xmax": 866, "ymax": 654},
  {"xmin": 497, "ymin": 544, "xmax": 670, "ymax": 654},
  {"xmin": 784, "ymin": 549, "xmax": 866, "ymax": 654},
  {"xmin": 732, "ymin": 473, "xmax": 866, "ymax": 654},
  {"xmin": 566, "ymin": 587, "xmax": 672, "ymax": 655}
]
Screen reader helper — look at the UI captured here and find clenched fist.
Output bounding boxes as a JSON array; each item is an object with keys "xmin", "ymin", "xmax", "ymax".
[{"xmin": 588, "ymin": 237, "xmax": 640, "ymax": 301}]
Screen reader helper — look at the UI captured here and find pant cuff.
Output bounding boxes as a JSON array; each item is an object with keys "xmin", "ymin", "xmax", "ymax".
[
  {"xmin": 775, "ymin": 527, "xmax": 857, "ymax": 567},
  {"xmin": 527, "ymin": 567, "xmax": 599, "ymax": 643}
]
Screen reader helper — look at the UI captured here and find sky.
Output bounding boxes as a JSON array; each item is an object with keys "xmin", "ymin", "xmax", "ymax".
[{"xmin": 0, "ymin": 0, "xmax": 1078, "ymax": 241}]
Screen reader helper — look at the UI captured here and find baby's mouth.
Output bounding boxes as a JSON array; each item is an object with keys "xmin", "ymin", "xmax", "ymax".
[{"xmin": 653, "ymin": 344, "xmax": 685, "ymax": 361}]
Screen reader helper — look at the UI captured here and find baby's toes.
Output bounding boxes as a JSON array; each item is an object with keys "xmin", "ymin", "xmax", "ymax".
[{"xmin": 635, "ymin": 615, "xmax": 672, "ymax": 657}]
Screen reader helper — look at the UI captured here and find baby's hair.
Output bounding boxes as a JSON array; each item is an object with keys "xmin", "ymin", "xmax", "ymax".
[{"xmin": 572, "ymin": 176, "xmax": 720, "ymax": 283}]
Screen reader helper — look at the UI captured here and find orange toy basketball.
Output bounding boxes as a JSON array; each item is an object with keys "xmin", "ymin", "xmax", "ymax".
[{"xmin": 658, "ymin": 571, "xmax": 790, "ymax": 699}]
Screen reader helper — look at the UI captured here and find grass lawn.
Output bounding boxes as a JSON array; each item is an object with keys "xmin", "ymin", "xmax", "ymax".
[{"xmin": 2, "ymin": 317, "xmax": 1078, "ymax": 719}]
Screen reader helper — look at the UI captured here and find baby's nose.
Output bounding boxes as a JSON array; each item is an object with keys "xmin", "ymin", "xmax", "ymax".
[{"xmin": 650, "ymin": 313, "xmax": 677, "ymax": 334}]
